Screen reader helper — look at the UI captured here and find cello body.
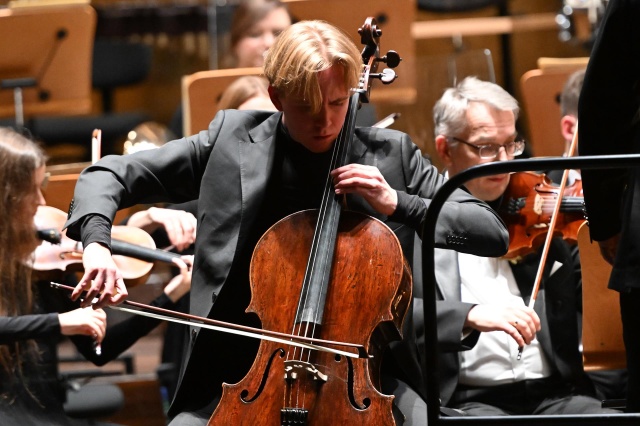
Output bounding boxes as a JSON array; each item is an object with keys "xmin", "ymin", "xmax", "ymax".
[{"xmin": 208, "ymin": 210, "xmax": 412, "ymax": 425}]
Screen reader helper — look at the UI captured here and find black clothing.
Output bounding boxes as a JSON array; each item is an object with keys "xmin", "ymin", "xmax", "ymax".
[
  {"xmin": 0, "ymin": 280, "xmax": 178, "ymax": 425},
  {"xmin": 64, "ymin": 110, "xmax": 509, "ymax": 422}
]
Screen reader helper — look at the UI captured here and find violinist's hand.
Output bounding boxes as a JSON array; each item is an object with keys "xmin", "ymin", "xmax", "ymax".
[
  {"xmin": 465, "ymin": 304, "xmax": 541, "ymax": 347},
  {"xmin": 331, "ymin": 164, "xmax": 398, "ymax": 216},
  {"xmin": 73, "ymin": 242, "xmax": 128, "ymax": 308},
  {"xmin": 164, "ymin": 255, "xmax": 194, "ymax": 303},
  {"xmin": 58, "ymin": 307, "xmax": 107, "ymax": 344},
  {"xmin": 597, "ymin": 233, "xmax": 620, "ymax": 266},
  {"xmin": 127, "ymin": 207, "xmax": 197, "ymax": 252}
]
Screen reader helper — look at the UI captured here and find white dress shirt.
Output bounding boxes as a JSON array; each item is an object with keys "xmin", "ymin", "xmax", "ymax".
[{"xmin": 457, "ymin": 253, "xmax": 553, "ymax": 386}]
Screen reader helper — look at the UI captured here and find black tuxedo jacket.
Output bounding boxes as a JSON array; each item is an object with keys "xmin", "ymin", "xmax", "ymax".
[{"xmin": 65, "ymin": 109, "xmax": 509, "ymax": 415}]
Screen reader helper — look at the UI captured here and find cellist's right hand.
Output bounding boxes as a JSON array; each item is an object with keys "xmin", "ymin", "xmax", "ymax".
[{"xmin": 72, "ymin": 242, "xmax": 128, "ymax": 308}]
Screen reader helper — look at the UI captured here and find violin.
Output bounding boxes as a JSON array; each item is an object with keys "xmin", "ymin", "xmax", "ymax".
[
  {"xmin": 33, "ymin": 205, "xmax": 181, "ymax": 286},
  {"xmin": 498, "ymin": 171, "xmax": 586, "ymax": 260}
]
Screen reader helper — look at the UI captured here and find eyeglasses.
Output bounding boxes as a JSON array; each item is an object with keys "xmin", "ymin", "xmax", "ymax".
[{"xmin": 448, "ymin": 136, "xmax": 525, "ymax": 159}]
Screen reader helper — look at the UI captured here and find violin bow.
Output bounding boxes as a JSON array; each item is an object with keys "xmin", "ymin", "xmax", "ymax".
[
  {"xmin": 49, "ymin": 282, "xmax": 368, "ymax": 360},
  {"xmin": 91, "ymin": 128, "xmax": 102, "ymax": 164},
  {"xmin": 518, "ymin": 121, "xmax": 580, "ymax": 359}
]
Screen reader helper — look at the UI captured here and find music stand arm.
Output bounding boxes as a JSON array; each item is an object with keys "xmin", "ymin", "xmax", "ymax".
[{"xmin": 1, "ymin": 77, "xmax": 37, "ymax": 129}]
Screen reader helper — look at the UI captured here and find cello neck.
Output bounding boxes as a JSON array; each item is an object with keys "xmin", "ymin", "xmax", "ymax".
[{"xmin": 296, "ymin": 92, "xmax": 362, "ymax": 325}]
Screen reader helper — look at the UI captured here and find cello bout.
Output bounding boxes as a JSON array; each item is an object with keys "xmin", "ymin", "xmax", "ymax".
[{"xmin": 207, "ymin": 211, "xmax": 410, "ymax": 425}]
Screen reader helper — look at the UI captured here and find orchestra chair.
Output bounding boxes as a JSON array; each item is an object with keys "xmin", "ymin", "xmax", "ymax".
[
  {"xmin": 182, "ymin": 67, "xmax": 262, "ymax": 136},
  {"xmin": 283, "ymin": 0, "xmax": 416, "ymax": 105},
  {"xmin": 28, "ymin": 37, "xmax": 153, "ymax": 160},
  {"xmin": 0, "ymin": 4, "xmax": 95, "ymax": 121},
  {"xmin": 519, "ymin": 57, "xmax": 588, "ymax": 157},
  {"xmin": 577, "ymin": 221, "xmax": 626, "ymax": 371}
]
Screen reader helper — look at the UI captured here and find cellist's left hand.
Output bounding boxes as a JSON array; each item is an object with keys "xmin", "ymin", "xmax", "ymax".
[{"xmin": 331, "ymin": 164, "xmax": 398, "ymax": 216}]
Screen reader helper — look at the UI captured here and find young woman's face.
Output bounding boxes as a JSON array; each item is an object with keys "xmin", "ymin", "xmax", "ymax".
[{"xmin": 234, "ymin": 7, "xmax": 291, "ymax": 68}]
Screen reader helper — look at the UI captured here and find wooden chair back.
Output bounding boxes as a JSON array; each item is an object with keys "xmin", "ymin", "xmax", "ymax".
[
  {"xmin": 182, "ymin": 67, "xmax": 263, "ymax": 136},
  {"xmin": 0, "ymin": 4, "xmax": 96, "ymax": 118},
  {"xmin": 519, "ymin": 57, "xmax": 588, "ymax": 157},
  {"xmin": 283, "ymin": 0, "xmax": 416, "ymax": 105},
  {"xmin": 577, "ymin": 221, "xmax": 626, "ymax": 371}
]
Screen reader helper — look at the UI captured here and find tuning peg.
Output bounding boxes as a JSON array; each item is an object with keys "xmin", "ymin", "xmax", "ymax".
[
  {"xmin": 369, "ymin": 68, "xmax": 397, "ymax": 84},
  {"xmin": 378, "ymin": 51, "xmax": 401, "ymax": 68}
]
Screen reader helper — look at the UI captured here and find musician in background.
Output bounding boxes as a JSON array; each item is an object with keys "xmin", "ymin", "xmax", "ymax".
[
  {"xmin": 578, "ymin": 0, "xmax": 640, "ymax": 412},
  {"xmin": 220, "ymin": 0, "xmax": 292, "ymax": 69},
  {"xmin": 217, "ymin": 75, "xmax": 275, "ymax": 112},
  {"xmin": 170, "ymin": 0, "xmax": 291, "ymax": 138},
  {"xmin": 558, "ymin": 69, "xmax": 584, "ymax": 158},
  {"xmin": 429, "ymin": 77, "xmax": 615, "ymax": 416},
  {"xmin": 0, "ymin": 127, "xmax": 192, "ymax": 425},
  {"xmin": 64, "ymin": 20, "xmax": 509, "ymax": 425}
]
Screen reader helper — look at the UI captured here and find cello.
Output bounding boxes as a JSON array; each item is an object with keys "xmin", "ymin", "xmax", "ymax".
[{"xmin": 208, "ymin": 18, "xmax": 410, "ymax": 425}]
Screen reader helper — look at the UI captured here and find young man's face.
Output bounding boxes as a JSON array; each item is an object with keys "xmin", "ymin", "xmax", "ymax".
[
  {"xmin": 269, "ymin": 66, "xmax": 351, "ymax": 153},
  {"xmin": 436, "ymin": 101, "xmax": 518, "ymax": 202}
]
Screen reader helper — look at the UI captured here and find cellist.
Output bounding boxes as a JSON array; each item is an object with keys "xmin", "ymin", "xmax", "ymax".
[
  {"xmin": 64, "ymin": 21, "xmax": 508, "ymax": 425},
  {"xmin": 428, "ymin": 77, "xmax": 617, "ymax": 416}
]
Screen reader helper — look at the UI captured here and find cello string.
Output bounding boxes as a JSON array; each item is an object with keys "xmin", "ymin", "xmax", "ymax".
[
  {"xmin": 306, "ymin": 92, "xmax": 359, "ymax": 360},
  {"xmin": 297, "ymin": 92, "xmax": 355, "ymax": 354},
  {"xmin": 286, "ymin": 99, "xmax": 350, "ymax": 411}
]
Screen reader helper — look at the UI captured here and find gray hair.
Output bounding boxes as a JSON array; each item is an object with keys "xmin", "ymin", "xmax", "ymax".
[
  {"xmin": 433, "ymin": 76, "xmax": 519, "ymax": 138},
  {"xmin": 560, "ymin": 69, "xmax": 585, "ymax": 117}
]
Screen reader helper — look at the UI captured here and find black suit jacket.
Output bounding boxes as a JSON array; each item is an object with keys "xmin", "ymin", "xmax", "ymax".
[
  {"xmin": 426, "ymin": 239, "xmax": 591, "ymax": 406},
  {"xmin": 579, "ymin": 0, "xmax": 640, "ymax": 292},
  {"xmin": 65, "ymin": 109, "xmax": 509, "ymax": 415}
]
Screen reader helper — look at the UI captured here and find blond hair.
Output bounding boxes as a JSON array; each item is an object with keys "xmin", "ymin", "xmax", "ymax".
[{"xmin": 263, "ymin": 20, "xmax": 362, "ymax": 114}]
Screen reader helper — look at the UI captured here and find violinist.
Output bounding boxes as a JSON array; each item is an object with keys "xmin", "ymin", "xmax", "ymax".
[
  {"xmin": 0, "ymin": 127, "xmax": 193, "ymax": 425},
  {"xmin": 429, "ymin": 77, "xmax": 616, "ymax": 416},
  {"xmin": 63, "ymin": 20, "xmax": 509, "ymax": 425}
]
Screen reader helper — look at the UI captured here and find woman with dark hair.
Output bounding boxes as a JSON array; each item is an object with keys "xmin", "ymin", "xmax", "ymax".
[{"xmin": 0, "ymin": 127, "xmax": 192, "ymax": 425}]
